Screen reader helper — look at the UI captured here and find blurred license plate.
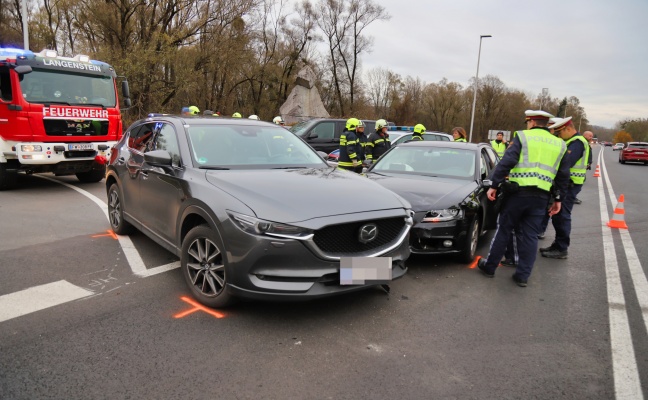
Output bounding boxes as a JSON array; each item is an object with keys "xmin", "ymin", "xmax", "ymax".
[
  {"xmin": 340, "ymin": 257, "xmax": 392, "ymax": 285},
  {"xmin": 68, "ymin": 144, "xmax": 93, "ymax": 151}
]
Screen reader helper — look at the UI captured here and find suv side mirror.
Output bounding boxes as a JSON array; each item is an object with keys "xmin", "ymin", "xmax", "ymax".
[{"xmin": 144, "ymin": 150, "xmax": 172, "ymax": 167}]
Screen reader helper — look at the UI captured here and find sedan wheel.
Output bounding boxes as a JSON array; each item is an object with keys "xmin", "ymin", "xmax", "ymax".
[
  {"xmin": 459, "ymin": 217, "xmax": 480, "ymax": 263},
  {"xmin": 108, "ymin": 184, "xmax": 132, "ymax": 234},
  {"xmin": 181, "ymin": 225, "xmax": 235, "ymax": 308}
]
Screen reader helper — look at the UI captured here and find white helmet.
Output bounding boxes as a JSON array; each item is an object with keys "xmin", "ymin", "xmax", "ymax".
[
  {"xmin": 248, "ymin": 114, "xmax": 259, "ymax": 120},
  {"xmin": 273, "ymin": 116, "xmax": 285, "ymax": 125},
  {"xmin": 375, "ymin": 119, "xmax": 387, "ymax": 131}
]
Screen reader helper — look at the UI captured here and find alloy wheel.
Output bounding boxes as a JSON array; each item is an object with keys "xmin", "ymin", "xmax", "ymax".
[{"xmin": 186, "ymin": 237, "xmax": 225, "ymax": 297}]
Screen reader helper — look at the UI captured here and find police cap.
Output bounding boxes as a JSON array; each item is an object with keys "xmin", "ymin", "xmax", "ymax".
[
  {"xmin": 525, "ymin": 110, "xmax": 554, "ymax": 121},
  {"xmin": 549, "ymin": 116, "xmax": 573, "ymax": 130}
]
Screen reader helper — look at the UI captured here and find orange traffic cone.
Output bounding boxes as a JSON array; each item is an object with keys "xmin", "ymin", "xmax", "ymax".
[
  {"xmin": 593, "ymin": 165, "xmax": 600, "ymax": 177},
  {"xmin": 607, "ymin": 194, "xmax": 628, "ymax": 229}
]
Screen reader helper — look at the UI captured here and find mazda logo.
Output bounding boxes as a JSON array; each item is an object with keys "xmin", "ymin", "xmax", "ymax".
[{"xmin": 358, "ymin": 224, "xmax": 378, "ymax": 244}]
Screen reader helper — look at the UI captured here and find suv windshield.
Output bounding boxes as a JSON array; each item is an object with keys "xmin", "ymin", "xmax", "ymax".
[
  {"xmin": 288, "ymin": 120, "xmax": 312, "ymax": 136},
  {"xmin": 19, "ymin": 69, "xmax": 116, "ymax": 107},
  {"xmin": 188, "ymin": 124, "xmax": 326, "ymax": 168}
]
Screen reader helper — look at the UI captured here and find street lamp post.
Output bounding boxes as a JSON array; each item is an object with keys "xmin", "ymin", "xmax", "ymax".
[
  {"xmin": 468, "ymin": 35, "xmax": 492, "ymax": 143},
  {"xmin": 21, "ymin": 0, "xmax": 29, "ymax": 50},
  {"xmin": 540, "ymin": 88, "xmax": 548, "ymax": 110}
]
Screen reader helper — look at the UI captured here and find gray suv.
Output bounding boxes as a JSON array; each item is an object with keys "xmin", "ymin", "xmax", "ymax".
[{"xmin": 106, "ymin": 115, "xmax": 412, "ymax": 307}]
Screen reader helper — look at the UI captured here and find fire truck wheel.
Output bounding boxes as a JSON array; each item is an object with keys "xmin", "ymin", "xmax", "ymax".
[
  {"xmin": 76, "ymin": 168, "xmax": 105, "ymax": 183},
  {"xmin": 0, "ymin": 163, "xmax": 18, "ymax": 190},
  {"xmin": 108, "ymin": 183, "xmax": 133, "ymax": 235}
]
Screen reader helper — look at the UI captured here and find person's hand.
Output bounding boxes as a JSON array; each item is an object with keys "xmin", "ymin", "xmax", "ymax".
[
  {"xmin": 487, "ymin": 188, "xmax": 497, "ymax": 201},
  {"xmin": 352, "ymin": 160, "xmax": 359, "ymax": 168},
  {"xmin": 549, "ymin": 201, "xmax": 562, "ymax": 216}
]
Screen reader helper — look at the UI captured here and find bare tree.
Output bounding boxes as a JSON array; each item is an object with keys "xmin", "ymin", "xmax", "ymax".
[{"xmin": 316, "ymin": 0, "xmax": 389, "ymax": 115}]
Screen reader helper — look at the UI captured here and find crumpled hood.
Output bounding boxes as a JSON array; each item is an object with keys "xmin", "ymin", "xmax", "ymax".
[
  {"xmin": 205, "ymin": 168, "xmax": 409, "ymax": 223},
  {"xmin": 367, "ymin": 173, "xmax": 477, "ymax": 211}
]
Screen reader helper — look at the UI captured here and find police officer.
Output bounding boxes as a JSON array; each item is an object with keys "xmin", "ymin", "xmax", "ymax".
[
  {"xmin": 452, "ymin": 127, "xmax": 468, "ymax": 142},
  {"xmin": 573, "ymin": 130, "xmax": 594, "ymax": 205},
  {"xmin": 491, "ymin": 132, "xmax": 507, "ymax": 158},
  {"xmin": 338, "ymin": 118, "xmax": 363, "ymax": 173},
  {"xmin": 538, "ymin": 117, "xmax": 566, "ymax": 240},
  {"xmin": 478, "ymin": 110, "xmax": 570, "ymax": 287},
  {"xmin": 411, "ymin": 124, "xmax": 425, "ymax": 141},
  {"xmin": 273, "ymin": 116, "xmax": 285, "ymax": 126},
  {"xmin": 540, "ymin": 117, "xmax": 590, "ymax": 259},
  {"xmin": 366, "ymin": 119, "xmax": 391, "ymax": 164}
]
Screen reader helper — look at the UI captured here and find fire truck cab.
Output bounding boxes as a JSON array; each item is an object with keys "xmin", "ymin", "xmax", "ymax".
[{"xmin": 0, "ymin": 48, "xmax": 130, "ymax": 189}]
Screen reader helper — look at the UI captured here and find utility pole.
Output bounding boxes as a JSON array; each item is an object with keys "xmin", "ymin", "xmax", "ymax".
[{"xmin": 468, "ymin": 35, "xmax": 492, "ymax": 143}]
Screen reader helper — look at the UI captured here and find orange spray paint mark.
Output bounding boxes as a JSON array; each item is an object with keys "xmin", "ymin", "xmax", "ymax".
[
  {"xmin": 173, "ymin": 296, "xmax": 226, "ymax": 319},
  {"xmin": 92, "ymin": 230, "xmax": 118, "ymax": 240},
  {"xmin": 468, "ymin": 256, "xmax": 482, "ymax": 269}
]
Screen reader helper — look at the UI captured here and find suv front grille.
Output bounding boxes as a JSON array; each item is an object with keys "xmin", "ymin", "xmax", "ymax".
[{"xmin": 312, "ymin": 217, "xmax": 406, "ymax": 256}]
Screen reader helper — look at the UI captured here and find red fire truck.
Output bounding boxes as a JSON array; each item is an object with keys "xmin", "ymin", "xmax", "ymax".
[{"xmin": 0, "ymin": 48, "xmax": 131, "ymax": 189}]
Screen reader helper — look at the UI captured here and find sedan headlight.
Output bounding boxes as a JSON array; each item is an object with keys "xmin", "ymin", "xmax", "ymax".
[
  {"xmin": 422, "ymin": 208, "xmax": 464, "ymax": 222},
  {"xmin": 228, "ymin": 211, "xmax": 313, "ymax": 240}
]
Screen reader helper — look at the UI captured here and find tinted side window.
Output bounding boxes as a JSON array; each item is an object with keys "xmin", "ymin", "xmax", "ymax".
[
  {"xmin": 0, "ymin": 67, "xmax": 12, "ymax": 101},
  {"xmin": 310, "ymin": 121, "xmax": 336, "ymax": 140},
  {"xmin": 128, "ymin": 123, "xmax": 156, "ymax": 153},
  {"xmin": 484, "ymin": 147, "xmax": 498, "ymax": 167},
  {"xmin": 480, "ymin": 152, "xmax": 489, "ymax": 179},
  {"xmin": 152, "ymin": 123, "xmax": 182, "ymax": 167}
]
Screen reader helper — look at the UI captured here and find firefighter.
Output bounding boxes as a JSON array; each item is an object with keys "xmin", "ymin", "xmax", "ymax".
[
  {"xmin": 181, "ymin": 106, "xmax": 200, "ymax": 116},
  {"xmin": 232, "ymin": 112, "xmax": 242, "ymax": 118},
  {"xmin": 540, "ymin": 116, "xmax": 590, "ymax": 259},
  {"xmin": 356, "ymin": 120, "xmax": 368, "ymax": 169},
  {"xmin": 452, "ymin": 127, "xmax": 467, "ymax": 142},
  {"xmin": 411, "ymin": 124, "xmax": 425, "ymax": 141},
  {"xmin": 491, "ymin": 132, "xmax": 507, "ymax": 158},
  {"xmin": 365, "ymin": 119, "xmax": 391, "ymax": 164},
  {"xmin": 478, "ymin": 110, "xmax": 570, "ymax": 287},
  {"xmin": 338, "ymin": 118, "xmax": 363, "ymax": 173},
  {"xmin": 273, "ymin": 116, "xmax": 285, "ymax": 126},
  {"xmin": 248, "ymin": 115, "xmax": 259, "ymax": 120}
]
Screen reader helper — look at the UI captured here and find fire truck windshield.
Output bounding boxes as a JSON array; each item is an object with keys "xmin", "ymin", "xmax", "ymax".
[{"xmin": 19, "ymin": 69, "xmax": 116, "ymax": 107}]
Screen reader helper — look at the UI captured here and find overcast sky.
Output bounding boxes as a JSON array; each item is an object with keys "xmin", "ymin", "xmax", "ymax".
[{"xmin": 357, "ymin": 0, "xmax": 648, "ymax": 128}]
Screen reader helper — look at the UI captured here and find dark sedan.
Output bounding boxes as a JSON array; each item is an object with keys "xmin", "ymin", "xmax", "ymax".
[
  {"xmin": 106, "ymin": 115, "xmax": 412, "ymax": 307},
  {"xmin": 365, "ymin": 141, "xmax": 499, "ymax": 263}
]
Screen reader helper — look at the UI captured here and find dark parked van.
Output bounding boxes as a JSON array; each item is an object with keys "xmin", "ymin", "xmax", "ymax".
[{"xmin": 289, "ymin": 118, "xmax": 376, "ymax": 154}]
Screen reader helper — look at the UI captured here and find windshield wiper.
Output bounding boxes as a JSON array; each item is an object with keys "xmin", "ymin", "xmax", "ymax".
[
  {"xmin": 42, "ymin": 101, "xmax": 72, "ymax": 106},
  {"xmin": 199, "ymin": 166, "xmax": 230, "ymax": 170},
  {"xmin": 272, "ymin": 166, "xmax": 307, "ymax": 169},
  {"xmin": 83, "ymin": 103, "xmax": 107, "ymax": 109}
]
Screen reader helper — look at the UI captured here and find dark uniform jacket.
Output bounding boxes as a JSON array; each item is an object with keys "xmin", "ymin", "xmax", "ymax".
[
  {"xmin": 338, "ymin": 129, "xmax": 359, "ymax": 166},
  {"xmin": 367, "ymin": 131, "xmax": 391, "ymax": 160}
]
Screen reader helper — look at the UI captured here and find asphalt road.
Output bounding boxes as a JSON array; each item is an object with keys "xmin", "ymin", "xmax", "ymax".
[{"xmin": 1, "ymin": 145, "xmax": 647, "ymax": 399}]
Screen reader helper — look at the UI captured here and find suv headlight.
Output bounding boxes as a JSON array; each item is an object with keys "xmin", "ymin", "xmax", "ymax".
[
  {"xmin": 228, "ymin": 211, "xmax": 313, "ymax": 240},
  {"xmin": 422, "ymin": 208, "xmax": 463, "ymax": 222}
]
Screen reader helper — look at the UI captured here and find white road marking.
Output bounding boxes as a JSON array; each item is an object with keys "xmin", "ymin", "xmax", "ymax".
[
  {"xmin": 36, "ymin": 175, "xmax": 179, "ymax": 277},
  {"xmin": 0, "ymin": 280, "xmax": 93, "ymax": 323},
  {"xmin": 597, "ymin": 149, "xmax": 644, "ymax": 399}
]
